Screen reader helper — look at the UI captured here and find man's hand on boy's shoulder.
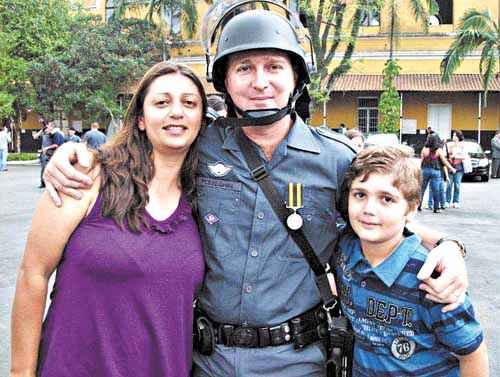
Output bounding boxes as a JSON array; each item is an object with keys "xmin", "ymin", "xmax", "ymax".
[{"xmin": 417, "ymin": 242, "xmax": 467, "ymax": 312}]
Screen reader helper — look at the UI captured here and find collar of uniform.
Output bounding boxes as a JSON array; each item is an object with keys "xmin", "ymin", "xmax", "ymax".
[
  {"xmin": 220, "ymin": 117, "xmax": 321, "ymax": 154},
  {"xmin": 287, "ymin": 117, "xmax": 321, "ymax": 154},
  {"xmin": 221, "ymin": 127, "xmax": 239, "ymax": 151},
  {"xmin": 346, "ymin": 234, "xmax": 422, "ymax": 287}
]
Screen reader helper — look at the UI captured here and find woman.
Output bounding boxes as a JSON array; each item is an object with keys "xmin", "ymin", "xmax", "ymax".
[
  {"xmin": 419, "ymin": 133, "xmax": 455, "ymax": 213},
  {"xmin": 11, "ymin": 62, "xmax": 206, "ymax": 377},
  {"xmin": 446, "ymin": 130, "xmax": 466, "ymax": 208}
]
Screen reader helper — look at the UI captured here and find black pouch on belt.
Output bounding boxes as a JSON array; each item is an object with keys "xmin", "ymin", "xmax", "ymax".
[{"xmin": 193, "ymin": 307, "xmax": 215, "ymax": 356}]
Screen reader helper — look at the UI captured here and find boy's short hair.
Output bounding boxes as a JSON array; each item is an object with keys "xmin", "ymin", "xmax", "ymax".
[{"xmin": 339, "ymin": 146, "xmax": 421, "ymax": 219}]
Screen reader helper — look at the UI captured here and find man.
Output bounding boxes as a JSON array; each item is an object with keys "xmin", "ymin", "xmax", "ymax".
[
  {"xmin": 43, "ymin": 2, "xmax": 467, "ymax": 375},
  {"xmin": 0, "ymin": 124, "xmax": 11, "ymax": 172},
  {"xmin": 491, "ymin": 130, "xmax": 500, "ymax": 178},
  {"xmin": 33, "ymin": 121, "xmax": 64, "ymax": 188},
  {"xmin": 82, "ymin": 122, "xmax": 106, "ymax": 149},
  {"xmin": 66, "ymin": 127, "xmax": 81, "ymax": 143}
]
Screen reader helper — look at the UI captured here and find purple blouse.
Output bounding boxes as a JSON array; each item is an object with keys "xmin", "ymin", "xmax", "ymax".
[{"xmin": 37, "ymin": 194, "xmax": 204, "ymax": 377}]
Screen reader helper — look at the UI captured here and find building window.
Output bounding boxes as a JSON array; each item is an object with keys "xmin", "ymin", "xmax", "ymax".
[
  {"xmin": 164, "ymin": 7, "xmax": 181, "ymax": 35},
  {"xmin": 357, "ymin": 97, "xmax": 379, "ymax": 133},
  {"xmin": 361, "ymin": 2, "xmax": 380, "ymax": 26},
  {"xmin": 431, "ymin": 0, "xmax": 453, "ymax": 25},
  {"xmin": 105, "ymin": 0, "xmax": 115, "ymax": 22}
]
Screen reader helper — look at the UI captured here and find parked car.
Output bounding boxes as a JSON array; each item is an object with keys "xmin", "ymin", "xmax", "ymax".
[
  {"xmin": 364, "ymin": 133, "xmax": 415, "ymax": 156},
  {"xmin": 459, "ymin": 140, "xmax": 490, "ymax": 182}
]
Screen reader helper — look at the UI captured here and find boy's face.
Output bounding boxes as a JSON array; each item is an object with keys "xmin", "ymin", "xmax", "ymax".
[{"xmin": 348, "ymin": 172, "xmax": 414, "ymax": 251}]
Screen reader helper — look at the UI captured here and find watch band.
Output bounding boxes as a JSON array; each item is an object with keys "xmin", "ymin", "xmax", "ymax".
[{"xmin": 436, "ymin": 237, "xmax": 467, "ymax": 258}]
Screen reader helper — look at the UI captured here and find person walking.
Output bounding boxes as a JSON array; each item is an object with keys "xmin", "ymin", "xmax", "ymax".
[
  {"xmin": 33, "ymin": 121, "xmax": 58, "ymax": 188},
  {"xmin": 83, "ymin": 122, "xmax": 107, "ymax": 149},
  {"xmin": 42, "ymin": 2, "xmax": 470, "ymax": 375},
  {"xmin": 446, "ymin": 130, "xmax": 467, "ymax": 208},
  {"xmin": 0, "ymin": 125, "xmax": 11, "ymax": 172},
  {"xmin": 491, "ymin": 130, "xmax": 500, "ymax": 178},
  {"xmin": 419, "ymin": 133, "xmax": 455, "ymax": 213}
]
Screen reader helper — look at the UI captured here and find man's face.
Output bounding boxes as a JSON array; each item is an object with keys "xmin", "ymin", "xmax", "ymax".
[{"xmin": 224, "ymin": 50, "xmax": 296, "ymax": 112}]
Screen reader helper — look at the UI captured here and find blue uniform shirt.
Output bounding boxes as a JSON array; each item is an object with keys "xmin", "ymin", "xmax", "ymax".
[
  {"xmin": 193, "ymin": 117, "xmax": 354, "ymax": 376},
  {"xmin": 336, "ymin": 231, "xmax": 484, "ymax": 377}
]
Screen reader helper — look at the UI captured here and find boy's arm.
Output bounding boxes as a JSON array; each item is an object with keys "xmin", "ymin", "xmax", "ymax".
[{"xmin": 458, "ymin": 341, "xmax": 489, "ymax": 377}]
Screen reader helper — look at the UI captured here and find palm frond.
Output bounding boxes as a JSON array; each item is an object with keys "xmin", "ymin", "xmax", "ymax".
[
  {"xmin": 479, "ymin": 39, "xmax": 497, "ymax": 105},
  {"xmin": 409, "ymin": 0, "xmax": 430, "ymax": 32}
]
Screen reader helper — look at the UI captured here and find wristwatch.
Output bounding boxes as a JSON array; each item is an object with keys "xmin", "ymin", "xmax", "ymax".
[{"xmin": 436, "ymin": 238, "xmax": 467, "ymax": 258}]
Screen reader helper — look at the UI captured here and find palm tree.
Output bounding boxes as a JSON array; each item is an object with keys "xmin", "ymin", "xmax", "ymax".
[
  {"xmin": 112, "ymin": 0, "xmax": 198, "ymax": 60},
  {"xmin": 441, "ymin": 9, "xmax": 499, "ymax": 105},
  {"xmin": 384, "ymin": 0, "xmax": 439, "ymax": 58}
]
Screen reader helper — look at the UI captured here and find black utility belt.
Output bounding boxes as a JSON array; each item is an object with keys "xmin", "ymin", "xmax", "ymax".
[{"xmin": 194, "ymin": 304, "xmax": 329, "ymax": 354}]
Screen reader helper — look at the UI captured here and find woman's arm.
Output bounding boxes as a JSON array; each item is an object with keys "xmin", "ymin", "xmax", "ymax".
[
  {"xmin": 459, "ymin": 341, "xmax": 489, "ymax": 377},
  {"xmin": 439, "ymin": 149, "xmax": 456, "ymax": 172},
  {"xmin": 10, "ymin": 185, "xmax": 97, "ymax": 376}
]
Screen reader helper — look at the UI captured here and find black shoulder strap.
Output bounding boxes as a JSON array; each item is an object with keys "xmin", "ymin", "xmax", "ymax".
[{"xmin": 235, "ymin": 128, "xmax": 338, "ymax": 309}]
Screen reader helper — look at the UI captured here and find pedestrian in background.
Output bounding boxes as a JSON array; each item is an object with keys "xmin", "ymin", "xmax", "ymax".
[
  {"xmin": 0, "ymin": 124, "xmax": 11, "ymax": 172},
  {"xmin": 491, "ymin": 130, "xmax": 500, "ymax": 179},
  {"xmin": 33, "ymin": 121, "xmax": 60, "ymax": 188},
  {"xmin": 207, "ymin": 94, "xmax": 228, "ymax": 119},
  {"xmin": 446, "ymin": 130, "xmax": 466, "ymax": 208},
  {"xmin": 82, "ymin": 122, "xmax": 107, "ymax": 149},
  {"xmin": 345, "ymin": 128, "xmax": 365, "ymax": 152},
  {"xmin": 428, "ymin": 138, "xmax": 449, "ymax": 210},
  {"xmin": 66, "ymin": 126, "xmax": 81, "ymax": 143},
  {"xmin": 419, "ymin": 133, "xmax": 455, "ymax": 213}
]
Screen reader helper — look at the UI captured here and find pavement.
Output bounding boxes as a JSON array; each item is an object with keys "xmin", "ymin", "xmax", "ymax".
[{"xmin": 1, "ymin": 165, "xmax": 499, "ymax": 375}]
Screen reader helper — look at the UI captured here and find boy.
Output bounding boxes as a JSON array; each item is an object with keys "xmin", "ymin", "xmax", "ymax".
[{"xmin": 334, "ymin": 146, "xmax": 488, "ymax": 376}]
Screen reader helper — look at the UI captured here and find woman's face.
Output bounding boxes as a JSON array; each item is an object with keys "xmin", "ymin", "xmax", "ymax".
[
  {"xmin": 139, "ymin": 72, "xmax": 203, "ymax": 154},
  {"xmin": 452, "ymin": 132, "xmax": 459, "ymax": 142}
]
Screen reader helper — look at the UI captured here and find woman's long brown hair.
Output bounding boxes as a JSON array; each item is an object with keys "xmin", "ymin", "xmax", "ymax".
[{"xmin": 96, "ymin": 61, "xmax": 207, "ymax": 232}]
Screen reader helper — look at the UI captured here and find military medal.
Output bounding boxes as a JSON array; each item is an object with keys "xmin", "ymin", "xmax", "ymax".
[{"xmin": 286, "ymin": 182, "xmax": 303, "ymax": 230}]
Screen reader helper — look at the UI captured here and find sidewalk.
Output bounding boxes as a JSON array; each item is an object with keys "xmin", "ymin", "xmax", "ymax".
[{"xmin": 6, "ymin": 160, "xmax": 39, "ymax": 166}]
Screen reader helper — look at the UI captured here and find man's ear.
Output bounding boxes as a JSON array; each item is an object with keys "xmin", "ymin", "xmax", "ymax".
[{"xmin": 138, "ymin": 116, "xmax": 145, "ymax": 131}]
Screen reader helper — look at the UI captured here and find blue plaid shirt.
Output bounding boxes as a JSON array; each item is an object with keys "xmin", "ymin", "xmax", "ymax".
[
  {"xmin": 336, "ymin": 232, "xmax": 484, "ymax": 377},
  {"xmin": 193, "ymin": 117, "xmax": 354, "ymax": 376}
]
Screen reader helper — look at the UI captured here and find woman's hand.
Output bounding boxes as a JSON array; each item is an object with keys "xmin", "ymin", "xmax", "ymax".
[
  {"xmin": 43, "ymin": 142, "xmax": 95, "ymax": 206},
  {"xmin": 417, "ymin": 242, "xmax": 467, "ymax": 312}
]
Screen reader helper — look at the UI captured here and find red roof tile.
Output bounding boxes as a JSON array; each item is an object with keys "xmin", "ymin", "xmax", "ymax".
[{"xmin": 330, "ymin": 74, "xmax": 500, "ymax": 92}]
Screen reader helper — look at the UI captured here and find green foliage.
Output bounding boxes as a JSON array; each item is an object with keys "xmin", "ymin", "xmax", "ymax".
[
  {"xmin": 440, "ymin": 9, "xmax": 499, "ymax": 106},
  {"xmin": 378, "ymin": 59, "xmax": 401, "ymax": 134},
  {"xmin": 298, "ymin": 0, "xmax": 367, "ymax": 108},
  {"xmin": 7, "ymin": 152, "xmax": 39, "ymax": 161},
  {"xmin": 28, "ymin": 15, "xmax": 163, "ymax": 123}
]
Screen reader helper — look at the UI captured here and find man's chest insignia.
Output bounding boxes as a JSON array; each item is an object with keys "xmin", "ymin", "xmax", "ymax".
[{"xmin": 208, "ymin": 161, "xmax": 233, "ymax": 177}]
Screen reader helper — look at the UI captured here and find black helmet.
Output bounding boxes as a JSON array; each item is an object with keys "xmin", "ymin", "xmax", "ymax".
[
  {"xmin": 211, "ymin": 9, "xmax": 310, "ymax": 93},
  {"xmin": 201, "ymin": 0, "xmax": 314, "ymax": 126}
]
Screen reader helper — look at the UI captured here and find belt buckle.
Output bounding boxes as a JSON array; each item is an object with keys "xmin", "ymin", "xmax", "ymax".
[{"xmin": 232, "ymin": 325, "xmax": 258, "ymax": 347}]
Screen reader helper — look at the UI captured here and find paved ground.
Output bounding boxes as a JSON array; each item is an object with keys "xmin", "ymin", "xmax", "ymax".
[{"xmin": 1, "ymin": 165, "xmax": 499, "ymax": 375}]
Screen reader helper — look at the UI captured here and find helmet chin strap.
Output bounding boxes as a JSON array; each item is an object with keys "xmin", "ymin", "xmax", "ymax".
[{"xmin": 214, "ymin": 84, "xmax": 305, "ymax": 128}]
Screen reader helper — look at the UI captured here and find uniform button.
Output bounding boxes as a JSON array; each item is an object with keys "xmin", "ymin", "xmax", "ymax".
[
  {"xmin": 250, "ymin": 248, "xmax": 258, "ymax": 257},
  {"xmin": 306, "ymin": 215, "xmax": 312, "ymax": 221},
  {"xmin": 257, "ymin": 212, "xmax": 265, "ymax": 219},
  {"xmin": 245, "ymin": 285, "xmax": 252, "ymax": 293},
  {"xmin": 235, "ymin": 198, "xmax": 239, "ymax": 203},
  {"xmin": 361, "ymin": 280, "xmax": 367, "ymax": 288}
]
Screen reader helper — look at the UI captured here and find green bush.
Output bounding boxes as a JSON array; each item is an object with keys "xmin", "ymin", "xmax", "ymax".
[{"xmin": 7, "ymin": 153, "xmax": 39, "ymax": 161}]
